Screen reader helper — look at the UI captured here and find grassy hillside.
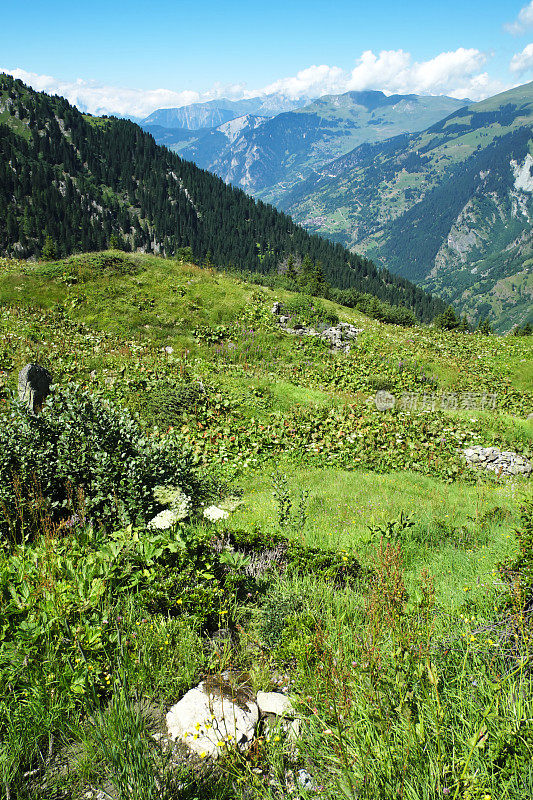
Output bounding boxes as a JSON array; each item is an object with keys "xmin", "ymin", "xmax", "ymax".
[{"xmin": 0, "ymin": 252, "xmax": 532, "ymax": 798}]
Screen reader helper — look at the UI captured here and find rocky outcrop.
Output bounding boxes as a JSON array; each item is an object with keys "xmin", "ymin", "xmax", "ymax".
[
  {"xmin": 462, "ymin": 446, "xmax": 532, "ymax": 477},
  {"xmin": 18, "ymin": 363, "xmax": 52, "ymax": 413},
  {"xmin": 271, "ymin": 303, "xmax": 362, "ymax": 353},
  {"xmin": 166, "ymin": 681, "xmax": 258, "ymax": 758}
]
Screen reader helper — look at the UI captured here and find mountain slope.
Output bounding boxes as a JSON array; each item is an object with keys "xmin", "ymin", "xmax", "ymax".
[
  {"xmin": 283, "ymin": 82, "xmax": 533, "ymax": 330},
  {"xmin": 168, "ymin": 91, "xmax": 466, "ymax": 200},
  {"xmin": 0, "ymin": 74, "xmax": 444, "ymax": 320}
]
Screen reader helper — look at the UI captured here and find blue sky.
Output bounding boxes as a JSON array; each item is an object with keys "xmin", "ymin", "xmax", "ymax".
[{"xmin": 2, "ymin": 0, "xmax": 533, "ymax": 117}]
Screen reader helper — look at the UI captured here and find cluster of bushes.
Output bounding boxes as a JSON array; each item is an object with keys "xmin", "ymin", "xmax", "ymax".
[
  {"xmin": 276, "ymin": 295, "xmax": 339, "ymax": 329},
  {"xmin": 513, "ymin": 321, "xmax": 532, "ymax": 336},
  {"xmin": 331, "ymin": 288, "xmax": 417, "ymax": 327},
  {"xmin": 0, "ymin": 384, "xmax": 201, "ymax": 538}
]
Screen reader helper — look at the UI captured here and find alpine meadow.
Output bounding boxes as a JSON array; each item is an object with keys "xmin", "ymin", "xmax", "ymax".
[{"xmin": 0, "ymin": 4, "xmax": 532, "ymax": 798}]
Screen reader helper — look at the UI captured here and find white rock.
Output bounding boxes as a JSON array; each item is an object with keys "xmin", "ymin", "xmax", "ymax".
[
  {"xmin": 166, "ymin": 683, "xmax": 258, "ymax": 758},
  {"xmin": 297, "ymin": 769, "xmax": 316, "ymax": 790},
  {"xmin": 256, "ymin": 691, "xmax": 297, "ymax": 718}
]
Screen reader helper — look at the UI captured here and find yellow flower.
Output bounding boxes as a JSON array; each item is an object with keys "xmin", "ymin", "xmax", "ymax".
[{"xmin": 200, "ymin": 751, "xmax": 207, "ymax": 758}]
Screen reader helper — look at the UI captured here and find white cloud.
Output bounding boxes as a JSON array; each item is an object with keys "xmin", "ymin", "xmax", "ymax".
[
  {"xmin": 2, "ymin": 48, "xmax": 507, "ymax": 119},
  {"xmin": 344, "ymin": 48, "xmax": 499, "ymax": 100},
  {"xmin": 1, "ymin": 68, "xmax": 202, "ymax": 118},
  {"xmin": 260, "ymin": 64, "xmax": 345, "ymax": 99},
  {"xmin": 505, "ymin": 2, "xmax": 533, "ymax": 35},
  {"xmin": 510, "ymin": 42, "xmax": 533, "ymax": 72}
]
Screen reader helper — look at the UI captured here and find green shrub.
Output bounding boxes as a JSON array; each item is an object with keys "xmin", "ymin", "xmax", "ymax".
[
  {"xmin": 279, "ymin": 296, "xmax": 339, "ymax": 328},
  {"xmin": 225, "ymin": 526, "xmax": 365, "ymax": 585},
  {"xmin": 127, "ymin": 376, "xmax": 208, "ymax": 429},
  {"xmin": 0, "ymin": 384, "xmax": 201, "ymax": 538}
]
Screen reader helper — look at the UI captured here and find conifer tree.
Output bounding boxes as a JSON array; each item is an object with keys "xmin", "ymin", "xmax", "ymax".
[
  {"xmin": 41, "ymin": 234, "xmax": 57, "ymax": 261},
  {"xmin": 286, "ymin": 254, "xmax": 297, "ymax": 282},
  {"xmin": 477, "ymin": 318, "xmax": 493, "ymax": 335}
]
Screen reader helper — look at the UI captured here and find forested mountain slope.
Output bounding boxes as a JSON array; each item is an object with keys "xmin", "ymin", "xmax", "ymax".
[
  {"xmin": 282, "ymin": 82, "xmax": 533, "ymax": 330},
  {"xmin": 0, "ymin": 74, "xmax": 444, "ymax": 320}
]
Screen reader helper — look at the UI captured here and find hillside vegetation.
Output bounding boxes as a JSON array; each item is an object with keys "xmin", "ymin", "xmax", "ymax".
[
  {"xmin": 0, "ymin": 74, "xmax": 443, "ymax": 323},
  {"xmin": 0, "ymin": 251, "xmax": 532, "ymax": 798}
]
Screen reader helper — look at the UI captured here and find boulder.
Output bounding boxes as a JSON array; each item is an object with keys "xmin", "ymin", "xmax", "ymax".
[
  {"xmin": 462, "ymin": 445, "xmax": 532, "ymax": 477},
  {"xmin": 256, "ymin": 691, "xmax": 297, "ymax": 718},
  {"xmin": 166, "ymin": 682, "xmax": 258, "ymax": 758},
  {"xmin": 17, "ymin": 363, "xmax": 52, "ymax": 413}
]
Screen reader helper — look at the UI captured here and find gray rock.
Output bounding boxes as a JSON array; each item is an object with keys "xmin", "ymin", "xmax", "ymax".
[
  {"xmin": 256, "ymin": 691, "xmax": 297, "ymax": 718},
  {"xmin": 462, "ymin": 445, "xmax": 532, "ymax": 478},
  {"xmin": 297, "ymin": 769, "xmax": 317, "ymax": 791},
  {"xmin": 18, "ymin": 363, "xmax": 52, "ymax": 413}
]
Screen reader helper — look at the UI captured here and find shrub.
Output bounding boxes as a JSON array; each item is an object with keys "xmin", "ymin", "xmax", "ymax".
[
  {"xmin": 0, "ymin": 384, "xmax": 201, "ymax": 539},
  {"xmin": 279, "ymin": 296, "xmax": 339, "ymax": 329}
]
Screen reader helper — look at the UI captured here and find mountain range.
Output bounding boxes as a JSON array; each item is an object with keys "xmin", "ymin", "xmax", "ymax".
[
  {"xmin": 141, "ymin": 94, "xmax": 310, "ymax": 130},
  {"xmin": 281, "ymin": 82, "xmax": 533, "ymax": 330},
  {"xmin": 144, "ymin": 91, "xmax": 466, "ymax": 201},
  {"xmin": 0, "ymin": 73, "xmax": 444, "ymax": 321},
  {"xmin": 141, "ymin": 84, "xmax": 533, "ymax": 329}
]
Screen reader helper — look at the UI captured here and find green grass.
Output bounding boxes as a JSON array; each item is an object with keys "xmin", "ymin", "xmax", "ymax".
[
  {"xmin": 0, "ymin": 251, "xmax": 532, "ymax": 799},
  {"xmin": 230, "ymin": 462, "xmax": 521, "ymax": 607}
]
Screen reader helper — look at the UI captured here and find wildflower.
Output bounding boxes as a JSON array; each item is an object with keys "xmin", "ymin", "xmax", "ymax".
[
  {"xmin": 148, "ymin": 509, "xmax": 181, "ymax": 530},
  {"xmin": 203, "ymin": 505, "xmax": 229, "ymax": 522}
]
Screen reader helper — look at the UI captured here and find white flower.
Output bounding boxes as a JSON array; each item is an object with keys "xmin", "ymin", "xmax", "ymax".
[
  {"xmin": 152, "ymin": 485, "xmax": 192, "ymax": 520},
  {"xmin": 203, "ymin": 506, "xmax": 229, "ymax": 522},
  {"xmin": 148, "ymin": 509, "xmax": 180, "ymax": 530}
]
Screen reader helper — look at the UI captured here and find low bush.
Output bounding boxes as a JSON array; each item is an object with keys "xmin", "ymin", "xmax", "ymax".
[
  {"xmin": 278, "ymin": 296, "xmax": 339, "ymax": 329},
  {"xmin": 0, "ymin": 384, "xmax": 201, "ymax": 539},
  {"xmin": 224, "ymin": 526, "xmax": 365, "ymax": 585}
]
